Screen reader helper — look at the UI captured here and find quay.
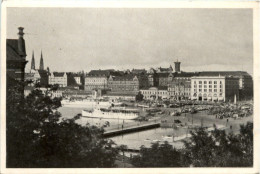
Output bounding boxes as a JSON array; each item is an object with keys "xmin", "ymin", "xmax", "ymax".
[{"xmin": 103, "ymin": 122, "xmax": 160, "ymax": 137}]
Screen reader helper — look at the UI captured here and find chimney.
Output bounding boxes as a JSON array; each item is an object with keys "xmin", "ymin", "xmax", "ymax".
[
  {"xmin": 174, "ymin": 59, "xmax": 181, "ymax": 73},
  {"xmin": 17, "ymin": 27, "xmax": 26, "ymax": 57}
]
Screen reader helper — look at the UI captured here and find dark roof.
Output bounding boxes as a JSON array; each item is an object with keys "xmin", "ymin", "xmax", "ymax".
[
  {"xmin": 132, "ymin": 69, "xmax": 147, "ymax": 74},
  {"xmin": 112, "ymin": 74, "xmax": 137, "ymax": 81},
  {"xmin": 198, "ymin": 71, "xmax": 251, "ymax": 77},
  {"xmin": 38, "ymin": 70, "xmax": 49, "ymax": 77},
  {"xmin": 6, "ymin": 39, "xmax": 22, "ymax": 61},
  {"xmin": 52, "ymin": 72, "xmax": 66, "ymax": 77},
  {"xmin": 173, "ymin": 72, "xmax": 199, "ymax": 77},
  {"xmin": 157, "ymin": 73, "xmax": 169, "ymax": 77},
  {"xmin": 87, "ymin": 70, "xmax": 111, "ymax": 77}
]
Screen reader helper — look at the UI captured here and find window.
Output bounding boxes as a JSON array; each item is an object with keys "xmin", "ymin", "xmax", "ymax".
[
  {"xmin": 220, "ymin": 85, "xmax": 222, "ymax": 88},
  {"xmin": 209, "ymin": 85, "xmax": 212, "ymax": 88},
  {"xmin": 194, "ymin": 84, "xmax": 197, "ymax": 88},
  {"xmin": 194, "ymin": 81, "xmax": 197, "ymax": 84},
  {"xmin": 199, "ymin": 81, "xmax": 202, "ymax": 84},
  {"xmin": 214, "ymin": 89, "xmax": 217, "ymax": 92},
  {"xmin": 199, "ymin": 85, "xmax": 202, "ymax": 88},
  {"xmin": 209, "ymin": 89, "xmax": 212, "ymax": 92},
  {"xmin": 204, "ymin": 81, "xmax": 207, "ymax": 84},
  {"xmin": 204, "ymin": 89, "xmax": 207, "ymax": 92},
  {"xmin": 220, "ymin": 89, "xmax": 222, "ymax": 92},
  {"xmin": 214, "ymin": 85, "xmax": 217, "ymax": 88},
  {"xmin": 204, "ymin": 85, "xmax": 207, "ymax": 88},
  {"xmin": 214, "ymin": 81, "xmax": 217, "ymax": 84},
  {"xmin": 220, "ymin": 81, "xmax": 222, "ymax": 84},
  {"xmin": 209, "ymin": 81, "xmax": 212, "ymax": 84},
  {"xmin": 199, "ymin": 89, "xmax": 202, "ymax": 92},
  {"xmin": 219, "ymin": 93, "xmax": 222, "ymax": 96}
]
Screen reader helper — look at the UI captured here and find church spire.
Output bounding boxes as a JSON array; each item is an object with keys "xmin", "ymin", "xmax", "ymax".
[
  {"xmin": 31, "ymin": 51, "xmax": 35, "ymax": 70},
  {"xmin": 39, "ymin": 50, "xmax": 44, "ymax": 70}
]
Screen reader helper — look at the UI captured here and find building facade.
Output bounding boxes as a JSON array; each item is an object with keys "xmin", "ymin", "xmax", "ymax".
[
  {"xmin": 108, "ymin": 75, "xmax": 139, "ymax": 93},
  {"xmin": 84, "ymin": 70, "xmax": 111, "ymax": 91},
  {"xmin": 140, "ymin": 87, "xmax": 169, "ymax": 100},
  {"xmin": 6, "ymin": 27, "xmax": 28, "ymax": 82},
  {"xmin": 191, "ymin": 76, "xmax": 239, "ymax": 102},
  {"xmin": 49, "ymin": 72, "xmax": 68, "ymax": 87}
]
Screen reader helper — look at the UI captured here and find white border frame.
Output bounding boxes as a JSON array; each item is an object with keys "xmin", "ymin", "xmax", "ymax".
[{"xmin": 1, "ymin": 1, "xmax": 259, "ymax": 174}]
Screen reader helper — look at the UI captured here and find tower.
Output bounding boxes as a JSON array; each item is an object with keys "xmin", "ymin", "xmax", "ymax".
[
  {"xmin": 39, "ymin": 51, "xmax": 44, "ymax": 70},
  {"xmin": 31, "ymin": 51, "xmax": 35, "ymax": 70},
  {"xmin": 174, "ymin": 60, "xmax": 181, "ymax": 73}
]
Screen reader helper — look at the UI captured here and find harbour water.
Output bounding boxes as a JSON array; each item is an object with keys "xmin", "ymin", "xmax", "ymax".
[{"xmin": 58, "ymin": 106, "xmax": 186, "ymax": 150}]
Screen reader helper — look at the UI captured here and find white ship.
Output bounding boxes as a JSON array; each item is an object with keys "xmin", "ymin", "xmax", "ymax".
[
  {"xmin": 61, "ymin": 99, "xmax": 112, "ymax": 108},
  {"xmin": 82, "ymin": 108, "xmax": 139, "ymax": 120}
]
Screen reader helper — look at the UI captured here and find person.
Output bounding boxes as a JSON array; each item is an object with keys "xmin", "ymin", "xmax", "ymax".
[
  {"xmin": 230, "ymin": 125, "xmax": 232, "ymax": 129},
  {"xmin": 227, "ymin": 118, "xmax": 229, "ymax": 123}
]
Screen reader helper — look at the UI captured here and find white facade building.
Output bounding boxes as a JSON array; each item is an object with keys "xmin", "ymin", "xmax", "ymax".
[
  {"xmin": 191, "ymin": 76, "xmax": 239, "ymax": 102},
  {"xmin": 49, "ymin": 72, "xmax": 68, "ymax": 87},
  {"xmin": 140, "ymin": 87, "xmax": 169, "ymax": 100}
]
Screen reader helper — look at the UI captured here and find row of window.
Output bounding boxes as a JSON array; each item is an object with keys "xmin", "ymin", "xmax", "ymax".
[
  {"xmin": 194, "ymin": 85, "xmax": 222, "ymax": 88},
  {"xmin": 195, "ymin": 89, "xmax": 223, "ymax": 92},
  {"xmin": 194, "ymin": 81, "xmax": 222, "ymax": 84}
]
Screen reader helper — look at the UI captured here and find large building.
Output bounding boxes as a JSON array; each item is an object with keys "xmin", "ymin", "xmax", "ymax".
[
  {"xmin": 6, "ymin": 27, "xmax": 28, "ymax": 82},
  {"xmin": 140, "ymin": 87, "xmax": 169, "ymax": 100},
  {"xmin": 168, "ymin": 72, "xmax": 198, "ymax": 100},
  {"xmin": 198, "ymin": 71, "xmax": 253, "ymax": 100},
  {"xmin": 108, "ymin": 74, "xmax": 140, "ymax": 93},
  {"xmin": 84, "ymin": 70, "xmax": 111, "ymax": 91},
  {"xmin": 49, "ymin": 72, "xmax": 68, "ymax": 87},
  {"xmin": 191, "ymin": 76, "xmax": 239, "ymax": 102},
  {"xmin": 25, "ymin": 51, "xmax": 49, "ymax": 87}
]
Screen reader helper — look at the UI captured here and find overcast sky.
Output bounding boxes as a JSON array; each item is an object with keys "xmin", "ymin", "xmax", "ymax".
[{"xmin": 7, "ymin": 8, "xmax": 253, "ymax": 75}]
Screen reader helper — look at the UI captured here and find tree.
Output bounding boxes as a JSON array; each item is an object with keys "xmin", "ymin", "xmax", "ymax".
[
  {"xmin": 6, "ymin": 80, "xmax": 119, "ymax": 167},
  {"xmin": 135, "ymin": 92, "xmax": 144, "ymax": 102},
  {"xmin": 130, "ymin": 123, "xmax": 253, "ymax": 167},
  {"xmin": 182, "ymin": 122, "xmax": 253, "ymax": 167},
  {"xmin": 131, "ymin": 142, "xmax": 182, "ymax": 167}
]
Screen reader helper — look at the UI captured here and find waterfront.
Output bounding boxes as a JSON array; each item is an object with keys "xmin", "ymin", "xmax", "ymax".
[{"xmin": 59, "ymin": 105, "xmax": 253, "ymax": 152}]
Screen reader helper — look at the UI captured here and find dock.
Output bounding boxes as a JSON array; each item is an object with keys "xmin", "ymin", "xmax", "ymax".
[{"xmin": 103, "ymin": 122, "xmax": 160, "ymax": 137}]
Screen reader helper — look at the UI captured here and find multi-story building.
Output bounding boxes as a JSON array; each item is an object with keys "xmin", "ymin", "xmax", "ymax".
[
  {"xmin": 168, "ymin": 72, "xmax": 197, "ymax": 100},
  {"xmin": 25, "ymin": 70, "xmax": 49, "ymax": 87},
  {"xmin": 140, "ymin": 87, "xmax": 169, "ymax": 100},
  {"xmin": 108, "ymin": 74, "xmax": 140, "ymax": 93},
  {"xmin": 132, "ymin": 69, "xmax": 146, "ymax": 74},
  {"xmin": 49, "ymin": 72, "xmax": 68, "ymax": 87},
  {"xmin": 198, "ymin": 71, "xmax": 253, "ymax": 100},
  {"xmin": 84, "ymin": 70, "xmax": 111, "ymax": 91},
  {"xmin": 157, "ymin": 73, "xmax": 170, "ymax": 87},
  {"xmin": 191, "ymin": 76, "xmax": 239, "ymax": 102},
  {"xmin": 6, "ymin": 27, "xmax": 28, "ymax": 82}
]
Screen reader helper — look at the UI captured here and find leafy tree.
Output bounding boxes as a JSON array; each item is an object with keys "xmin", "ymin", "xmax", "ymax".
[
  {"xmin": 6, "ymin": 79, "xmax": 118, "ymax": 167},
  {"xmin": 130, "ymin": 123, "xmax": 253, "ymax": 167},
  {"xmin": 182, "ymin": 122, "xmax": 253, "ymax": 167},
  {"xmin": 131, "ymin": 142, "xmax": 182, "ymax": 167},
  {"xmin": 135, "ymin": 92, "xmax": 144, "ymax": 102}
]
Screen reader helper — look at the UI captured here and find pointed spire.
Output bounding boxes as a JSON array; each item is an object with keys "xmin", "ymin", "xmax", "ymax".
[
  {"xmin": 39, "ymin": 50, "xmax": 44, "ymax": 70},
  {"xmin": 31, "ymin": 51, "xmax": 35, "ymax": 70}
]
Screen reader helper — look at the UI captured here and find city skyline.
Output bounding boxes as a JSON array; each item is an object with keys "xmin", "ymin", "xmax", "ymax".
[{"xmin": 7, "ymin": 8, "xmax": 253, "ymax": 75}]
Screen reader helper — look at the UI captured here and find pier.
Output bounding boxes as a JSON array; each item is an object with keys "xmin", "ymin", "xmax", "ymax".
[{"xmin": 103, "ymin": 122, "xmax": 160, "ymax": 137}]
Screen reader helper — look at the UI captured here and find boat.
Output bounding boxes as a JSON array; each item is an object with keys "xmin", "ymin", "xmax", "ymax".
[
  {"xmin": 61, "ymin": 99, "xmax": 111, "ymax": 108},
  {"xmin": 82, "ymin": 107, "xmax": 140, "ymax": 120}
]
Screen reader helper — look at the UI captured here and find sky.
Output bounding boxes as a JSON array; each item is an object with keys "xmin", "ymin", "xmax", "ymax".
[{"xmin": 6, "ymin": 8, "xmax": 253, "ymax": 75}]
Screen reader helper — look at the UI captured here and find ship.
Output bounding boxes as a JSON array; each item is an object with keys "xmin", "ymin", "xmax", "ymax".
[
  {"xmin": 61, "ymin": 99, "xmax": 117, "ymax": 108},
  {"xmin": 82, "ymin": 107, "xmax": 140, "ymax": 120}
]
